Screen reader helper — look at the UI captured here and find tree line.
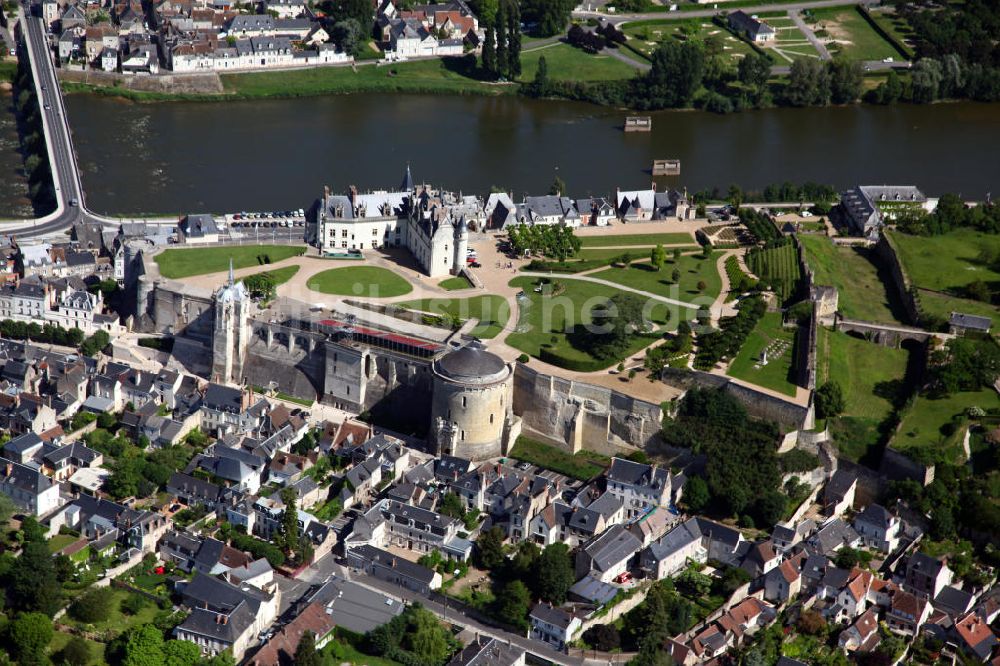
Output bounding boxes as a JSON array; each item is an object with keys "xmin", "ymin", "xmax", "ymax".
[{"xmin": 481, "ymin": 0, "xmax": 522, "ymax": 81}]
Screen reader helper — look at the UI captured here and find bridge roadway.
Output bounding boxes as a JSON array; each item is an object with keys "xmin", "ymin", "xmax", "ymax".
[{"xmin": 1, "ymin": 13, "xmax": 180, "ymax": 238}]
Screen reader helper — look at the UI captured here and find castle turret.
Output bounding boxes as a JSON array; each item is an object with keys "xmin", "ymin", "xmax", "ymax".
[
  {"xmin": 212, "ymin": 259, "xmax": 251, "ymax": 386},
  {"xmin": 451, "ymin": 216, "xmax": 468, "ymax": 276}
]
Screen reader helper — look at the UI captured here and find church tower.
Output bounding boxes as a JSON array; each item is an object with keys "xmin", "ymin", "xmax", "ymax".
[
  {"xmin": 451, "ymin": 216, "xmax": 468, "ymax": 276},
  {"xmin": 211, "ymin": 260, "xmax": 251, "ymax": 385}
]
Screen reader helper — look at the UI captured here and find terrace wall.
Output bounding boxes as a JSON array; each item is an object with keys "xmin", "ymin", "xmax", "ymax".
[{"xmin": 874, "ymin": 233, "xmax": 921, "ymax": 324}]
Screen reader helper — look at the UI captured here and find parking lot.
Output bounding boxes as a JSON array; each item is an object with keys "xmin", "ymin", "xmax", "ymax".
[{"xmin": 222, "ymin": 208, "xmax": 307, "ymax": 231}]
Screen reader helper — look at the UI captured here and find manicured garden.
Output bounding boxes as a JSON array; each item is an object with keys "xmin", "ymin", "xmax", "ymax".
[
  {"xmin": 438, "ymin": 275, "xmax": 473, "ymax": 291},
  {"xmin": 591, "ymin": 251, "xmax": 723, "ymax": 302},
  {"xmin": 620, "ymin": 18, "xmax": 755, "ymax": 62},
  {"xmin": 726, "ymin": 312, "xmax": 798, "ymax": 396},
  {"xmin": 306, "ymin": 265, "xmax": 413, "ymax": 298},
  {"xmin": 799, "ymin": 234, "xmax": 904, "ymax": 323},
  {"xmin": 747, "ymin": 241, "xmax": 801, "ymax": 303},
  {"xmin": 506, "ymin": 276, "xmax": 695, "ymax": 371},
  {"xmin": 395, "ymin": 295, "xmax": 511, "ymax": 339},
  {"xmin": 245, "ymin": 264, "xmax": 300, "ymax": 287},
  {"xmin": 508, "ymin": 436, "xmax": 609, "ymax": 481},
  {"xmin": 809, "ymin": 5, "xmax": 901, "ymax": 61},
  {"xmin": 577, "ymin": 232, "xmax": 695, "ymax": 248},
  {"xmin": 154, "ymin": 244, "xmax": 305, "ymax": 279}
]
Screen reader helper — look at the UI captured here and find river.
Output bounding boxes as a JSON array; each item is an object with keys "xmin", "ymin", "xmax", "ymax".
[
  {"xmin": 0, "ymin": 89, "xmax": 33, "ymax": 219},
  {"xmin": 5, "ymin": 93, "xmax": 1000, "ymax": 217}
]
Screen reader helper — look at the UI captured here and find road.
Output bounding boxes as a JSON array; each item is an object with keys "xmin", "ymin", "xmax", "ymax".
[
  {"xmin": 1, "ymin": 11, "xmax": 184, "ymax": 238},
  {"xmin": 575, "ymin": 0, "xmax": 879, "ymax": 24},
  {"xmin": 789, "ymin": 8, "xmax": 831, "ymax": 60}
]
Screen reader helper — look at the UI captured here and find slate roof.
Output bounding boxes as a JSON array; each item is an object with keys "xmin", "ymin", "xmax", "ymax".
[
  {"xmin": 950, "ymin": 312, "xmax": 992, "ymax": 331},
  {"xmin": 582, "ymin": 524, "xmax": 642, "ymax": 572},
  {"xmin": 530, "ymin": 603, "xmax": 575, "ymax": 630}
]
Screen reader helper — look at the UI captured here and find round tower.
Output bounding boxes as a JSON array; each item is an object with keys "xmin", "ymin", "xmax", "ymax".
[
  {"xmin": 451, "ymin": 216, "xmax": 468, "ymax": 276},
  {"xmin": 430, "ymin": 342, "xmax": 512, "ymax": 461}
]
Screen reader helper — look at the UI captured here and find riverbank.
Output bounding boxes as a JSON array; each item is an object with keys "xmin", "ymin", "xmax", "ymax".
[{"xmin": 60, "ymin": 57, "xmax": 522, "ymax": 103}]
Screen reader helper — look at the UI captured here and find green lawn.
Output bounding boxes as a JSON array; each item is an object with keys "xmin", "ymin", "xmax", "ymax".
[
  {"xmin": 727, "ymin": 312, "xmax": 798, "ymax": 396},
  {"xmin": 578, "ymin": 232, "xmax": 695, "ymax": 248},
  {"xmin": 894, "ymin": 389, "xmax": 1000, "ymax": 465},
  {"xmin": 519, "ymin": 43, "xmax": 638, "ymax": 83},
  {"xmin": 867, "ymin": 8, "xmax": 916, "ymax": 58},
  {"xmin": 889, "ymin": 229, "xmax": 1000, "ymax": 323},
  {"xmin": 155, "ymin": 245, "xmax": 305, "ymax": 279},
  {"xmin": 47, "ymin": 533, "xmax": 80, "ymax": 553},
  {"xmin": 591, "ymin": 251, "xmax": 723, "ymax": 303},
  {"xmin": 818, "ymin": 327, "xmax": 909, "ymax": 421},
  {"xmin": 395, "ymin": 295, "xmax": 511, "ymax": 339},
  {"xmin": 306, "ymin": 266, "xmax": 413, "ymax": 298},
  {"xmin": 245, "ymin": 264, "xmax": 300, "ymax": 287},
  {"xmin": 799, "ymin": 235, "xmax": 904, "ymax": 324},
  {"xmin": 579, "ymin": 246, "xmax": 698, "ymax": 260},
  {"xmin": 621, "ymin": 18, "xmax": 755, "ymax": 61},
  {"xmin": 508, "ymin": 436, "xmax": 609, "ymax": 481},
  {"xmin": 439, "ymin": 275, "xmax": 473, "ymax": 291},
  {"xmin": 49, "ymin": 632, "xmax": 106, "ymax": 666},
  {"xmin": 222, "ymin": 58, "xmax": 513, "ymax": 98},
  {"xmin": 810, "ymin": 6, "xmax": 900, "ymax": 61},
  {"xmin": 506, "ymin": 276, "xmax": 696, "ymax": 370}
]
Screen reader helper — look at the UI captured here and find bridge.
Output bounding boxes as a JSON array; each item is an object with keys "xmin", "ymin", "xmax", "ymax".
[
  {"xmin": 834, "ymin": 315, "xmax": 953, "ymax": 347},
  {"xmin": 0, "ymin": 12, "xmax": 179, "ymax": 238}
]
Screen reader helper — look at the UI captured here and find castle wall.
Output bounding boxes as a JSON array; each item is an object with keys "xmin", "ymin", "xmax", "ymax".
[{"xmin": 512, "ymin": 364, "xmax": 661, "ymax": 455}]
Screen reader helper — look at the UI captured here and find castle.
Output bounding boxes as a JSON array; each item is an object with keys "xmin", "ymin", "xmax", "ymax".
[{"xmin": 312, "ymin": 166, "xmax": 472, "ymax": 278}]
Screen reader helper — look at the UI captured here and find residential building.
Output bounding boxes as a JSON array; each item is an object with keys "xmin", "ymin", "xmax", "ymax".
[
  {"xmin": 346, "ymin": 544, "xmax": 442, "ymax": 594},
  {"xmin": 529, "ymin": 603, "xmax": 580, "ymax": 651},
  {"xmin": 576, "ymin": 523, "xmax": 642, "ymax": 584},
  {"xmin": 728, "ymin": 10, "xmax": 776, "ymax": 42},
  {"xmin": 604, "ymin": 457, "xmax": 683, "ymax": 520},
  {"xmin": 0, "ymin": 457, "xmax": 61, "ymax": 515},
  {"xmin": 904, "ymin": 552, "xmax": 953, "ymax": 600},
  {"xmin": 852, "ymin": 503, "xmax": 901, "ymax": 553},
  {"xmin": 840, "ymin": 185, "xmax": 935, "ymax": 237}
]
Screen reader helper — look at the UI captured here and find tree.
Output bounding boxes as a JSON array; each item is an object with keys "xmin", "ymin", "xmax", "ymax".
[
  {"xmin": 294, "ymin": 631, "xmax": 322, "ymax": 666},
  {"xmin": 588, "ymin": 292, "xmax": 647, "ymax": 360},
  {"xmin": 475, "ymin": 526, "xmax": 505, "ymax": 570},
  {"xmin": 162, "ymin": 640, "xmax": 202, "ymax": 666},
  {"xmin": 814, "ymin": 381, "xmax": 845, "ymax": 419},
  {"xmin": 506, "ymin": 0, "xmax": 521, "ymax": 79},
  {"xmin": 80, "ymin": 329, "xmax": 110, "ymax": 357},
  {"xmin": 9, "ymin": 613, "xmax": 53, "ymax": 666},
  {"xmin": 534, "ymin": 543, "xmax": 574, "ymax": 604},
  {"xmin": 437, "ymin": 492, "xmax": 465, "ymax": 519},
  {"xmin": 331, "ymin": 18, "xmax": 363, "ymax": 57},
  {"xmin": 279, "ymin": 487, "xmax": 301, "ymax": 556},
  {"xmin": 405, "ymin": 606, "xmax": 453, "ymax": 664},
  {"xmin": 481, "ymin": 17, "xmax": 497, "ymax": 78},
  {"xmin": 911, "ymin": 58, "xmax": 943, "ymax": 103},
  {"xmin": 828, "ymin": 58, "xmax": 863, "ymax": 104},
  {"xmin": 495, "ymin": 0, "xmax": 508, "ymax": 79},
  {"xmin": 530, "ymin": 53, "xmax": 550, "ymax": 96},
  {"xmin": 70, "ymin": 586, "xmax": 116, "ymax": 624},
  {"xmin": 728, "ymin": 184, "xmax": 743, "ymax": 210},
  {"xmin": 494, "ymin": 580, "xmax": 532, "ymax": 630},
  {"xmin": 696, "ymin": 280, "xmax": 707, "ymax": 292},
  {"xmin": 738, "ymin": 52, "xmax": 770, "ymax": 89},
  {"xmin": 59, "ymin": 636, "xmax": 92, "ymax": 666},
  {"xmin": 549, "ymin": 174, "xmax": 566, "ymax": 196},
  {"xmin": 639, "ymin": 41, "xmax": 704, "ymax": 108},
  {"xmin": 582, "ymin": 624, "xmax": 620, "ymax": 651},
  {"xmin": 9, "ymin": 542, "xmax": 61, "ymax": 616},
  {"xmin": 874, "ymin": 69, "xmax": 904, "ymax": 104},
  {"xmin": 20, "ymin": 515, "xmax": 46, "ymax": 543},
  {"xmin": 671, "ymin": 268, "xmax": 681, "ymax": 283},
  {"xmin": 123, "ymin": 625, "xmax": 165, "ymax": 666},
  {"xmin": 682, "ymin": 475, "xmax": 710, "ymax": 513},
  {"xmin": 798, "ymin": 609, "xmax": 826, "ymax": 635},
  {"xmin": 650, "ymin": 244, "xmax": 666, "ymax": 271},
  {"xmin": 785, "ymin": 58, "xmax": 831, "ymax": 106},
  {"xmin": 522, "ymin": 0, "xmax": 574, "ymax": 37}
]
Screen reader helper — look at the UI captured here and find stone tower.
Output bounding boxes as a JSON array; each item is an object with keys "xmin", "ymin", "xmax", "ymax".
[
  {"xmin": 430, "ymin": 341, "xmax": 514, "ymax": 461},
  {"xmin": 212, "ymin": 260, "xmax": 251, "ymax": 386},
  {"xmin": 451, "ymin": 216, "xmax": 468, "ymax": 276}
]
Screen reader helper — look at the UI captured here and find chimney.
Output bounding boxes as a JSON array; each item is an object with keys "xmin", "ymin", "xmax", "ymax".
[
  {"xmin": 221, "ymin": 614, "xmax": 228, "ymax": 625},
  {"xmin": 651, "ymin": 182, "xmax": 657, "ymax": 192},
  {"xmin": 4, "ymin": 463, "xmax": 11, "ymax": 476}
]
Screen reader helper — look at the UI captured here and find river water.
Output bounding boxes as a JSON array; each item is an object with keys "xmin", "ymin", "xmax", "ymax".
[
  {"xmin": 4, "ymin": 93, "xmax": 1000, "ymax": 217},
  {"xmin": 0, "ymin": 89, "xmax": 33, "ymax": 219}
]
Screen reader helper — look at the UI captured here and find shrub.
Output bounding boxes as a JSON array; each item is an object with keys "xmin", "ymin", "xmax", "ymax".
[{"xmin": 70, "ymin": 586, "xmax": 117, "ymax": 624}]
